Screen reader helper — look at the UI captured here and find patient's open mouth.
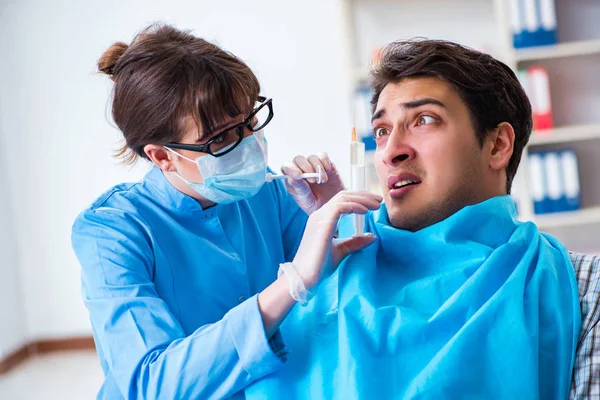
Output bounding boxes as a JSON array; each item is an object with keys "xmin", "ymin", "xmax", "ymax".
[{"xmin": 387, "ymin": 173, "xmax": 422, "ymax": 198}]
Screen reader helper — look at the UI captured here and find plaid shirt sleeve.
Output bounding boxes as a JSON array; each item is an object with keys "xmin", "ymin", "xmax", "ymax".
[{"xmin": 570, "ymin": 252, "xmax": 600, "ymax": 399}]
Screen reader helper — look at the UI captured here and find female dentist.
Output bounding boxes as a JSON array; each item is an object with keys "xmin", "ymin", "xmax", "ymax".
[{"xmin": 71, "ymin": 23, "xmax": 381, "ymax": 400}]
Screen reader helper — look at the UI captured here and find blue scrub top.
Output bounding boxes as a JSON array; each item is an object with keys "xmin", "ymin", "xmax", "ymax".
[{"xmin": 71, "ymin": 166, "xmax": 308, "ymax": 399}]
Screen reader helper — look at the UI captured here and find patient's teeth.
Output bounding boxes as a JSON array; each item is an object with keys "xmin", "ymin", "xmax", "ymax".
[{"xmin": 394, "ymin": 180, "xmax": 417, "ymax": 188}]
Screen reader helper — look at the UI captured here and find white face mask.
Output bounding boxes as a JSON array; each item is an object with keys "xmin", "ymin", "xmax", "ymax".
[{"xmin": 165, "ymin": 130, "xmax": 268, "ymax": 204}]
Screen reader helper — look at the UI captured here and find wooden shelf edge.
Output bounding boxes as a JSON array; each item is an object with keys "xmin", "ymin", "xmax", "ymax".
[
  {"xmin": 533, "ymin": 206, "xmax": 600, "ymax": 229},
  {"xmin": 514, "ymin": 38, "xmax": 600, "ymax": 62},
  {"xmin": 528, "ymin": 123, "xmax": 600, "ymax": 146}
]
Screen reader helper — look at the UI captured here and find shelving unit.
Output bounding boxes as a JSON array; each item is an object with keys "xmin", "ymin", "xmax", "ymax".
[
  {"xmin": 536, "ymin": 206, "xmax": 600, "ymax": 230},
  {"xmin": 513, "ymin": 38, "xmax": 600, "ymax": 62},
  {"xmin": 341, "ymin": 0, "xmax": 600, "ymax": 253},
  {"xmin": 529, "ymin": 123, "xmax": 600, "ymax": 146}
]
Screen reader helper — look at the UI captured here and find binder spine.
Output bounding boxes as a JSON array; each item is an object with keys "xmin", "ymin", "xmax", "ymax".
[
  {"xmin": 511, "ymin": 0, "xmax": 558, "ymax": 48},
  {"xmin": 544, "ymin": 151, "xmax": 565, "ymax": 212},
  {"xmin": 560, "ymin": 149, "xmax": 581, "ymax": 211},
  {"xmin": 529, "ymin": 152, "xmax": 548, "ymax": 214},
  {"xmin": 529, "ymin": 66, "xmax": 554, "ymax": 131}
]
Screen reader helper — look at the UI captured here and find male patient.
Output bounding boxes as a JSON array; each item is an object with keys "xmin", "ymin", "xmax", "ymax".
[{"xmin": 243, "ymin": 40, "xmax": 596, "ymax": 399}]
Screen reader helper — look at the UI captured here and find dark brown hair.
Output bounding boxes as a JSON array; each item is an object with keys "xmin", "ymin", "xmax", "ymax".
[
  {"xmin": 98, "ymin": 23, "xmax": 260, "ymax": 164},
  {"xmin": 370, "ymin": 39, "xmax": 532, "ymax": 193}
]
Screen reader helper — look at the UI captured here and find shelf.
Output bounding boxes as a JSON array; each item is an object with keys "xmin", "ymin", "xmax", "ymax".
[
  {"xmin": 528, "ymin": 123, "xmax": 600, "ymax": 146},
  {"xmin": 514, "ymin": 38, "xmax": 600, "ymax": 63},
  {"xmin": 534, "ymin": 206, "xmax": 600, "ymax": 230}
]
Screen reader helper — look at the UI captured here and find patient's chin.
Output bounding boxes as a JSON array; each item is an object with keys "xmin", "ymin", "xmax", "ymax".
[
  {"xmin": 387, "ymin": 209, "xmax": 434, "ymax": 232},
  {"xmin": 386, "ymin": 201, "xmax": 455, "ymax": 232}
]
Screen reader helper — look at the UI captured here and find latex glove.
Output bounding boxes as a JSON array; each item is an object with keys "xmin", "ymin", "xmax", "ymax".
[
  {"xmin": 292, "ymin": 190, "xmax": 382, "ymax": 290},
  {"xmin": 281, "ymin": 152, "xmax": 345, "ymax": 215}
]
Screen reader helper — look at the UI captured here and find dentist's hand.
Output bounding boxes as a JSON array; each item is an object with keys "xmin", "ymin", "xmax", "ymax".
[
  {"xmin": 292, "ymin": 190, "xmax": 382, "ymax": 290},
  {"xmin": 282, "ymin": 153, "xmax": 345, "ymax": 215}
]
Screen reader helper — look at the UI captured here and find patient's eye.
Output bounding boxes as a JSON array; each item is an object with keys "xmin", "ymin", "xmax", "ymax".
[
  {"xmin": 416, "ymin": 115, "xmax": 437, "ymax": 126},
  {"xmin": 374, "ymin": 127, "xmax": 390, "ymax": 138}
]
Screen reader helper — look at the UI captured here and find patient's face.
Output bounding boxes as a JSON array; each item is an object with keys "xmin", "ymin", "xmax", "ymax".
[{"xmin": 372, "ymin": 77, "xmax": 489, "ymax": 231}]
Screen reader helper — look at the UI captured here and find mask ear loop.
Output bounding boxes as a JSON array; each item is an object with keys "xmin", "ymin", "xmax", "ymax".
[
  {"xmin": 162, "ymin": 147, "xmax": 198, "ymax": 185},
  {"xmin": 163, "ymin": 146, "xmax": 196, "ymax": 163}
]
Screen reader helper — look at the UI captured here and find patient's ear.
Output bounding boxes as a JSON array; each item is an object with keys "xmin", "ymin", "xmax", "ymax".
[{"xmin": 487, "ymin": 122, "xmax": 515, "ymax": 171}]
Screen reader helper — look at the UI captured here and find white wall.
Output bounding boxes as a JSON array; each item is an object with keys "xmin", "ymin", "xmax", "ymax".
[
  {"xmin": 0, "ymin": 158, "xmax": 26, "ymax": 358},
  {"xmin": 351, "ymin": 0, "xmax": 500, "ymax": 68},
  {"xmin": 0, "ymin": 1, "xmax": 27, "ymax": 352},
  {"xmin": 0, "ymin": 0, "xmax": 351, "ymax": 340}
]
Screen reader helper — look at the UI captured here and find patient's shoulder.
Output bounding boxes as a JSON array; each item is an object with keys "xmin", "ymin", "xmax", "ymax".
[
  {"xmin": 570, "ymin": 252, "xmax": 600, "ymax": 317},
  {"xmin": 570, "ymin": 252, "xmax": 600, "ymax": 293},
  {"xmin": 569, "ymin": 252, "xmax": 600, "ymax": 398}
]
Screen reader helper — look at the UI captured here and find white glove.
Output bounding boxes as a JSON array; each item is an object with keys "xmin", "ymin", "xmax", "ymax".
[
  {"xmin": 281, "ymin": 152, "xmax": 345, "ymax": 215},
  {"xmin": 291, "ymin": 190, "xmax": 382, "ymax": 290}
]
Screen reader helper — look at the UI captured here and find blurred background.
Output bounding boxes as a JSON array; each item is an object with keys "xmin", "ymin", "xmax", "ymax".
[{"xmin": 0, "ymin": 0, "xmax": 598, "ymax": 398}]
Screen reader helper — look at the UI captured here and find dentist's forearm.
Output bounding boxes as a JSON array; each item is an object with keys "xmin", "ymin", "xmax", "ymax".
[{"xmin": 258, "ymin": 275, "xmax": 297, "ymax": 338}]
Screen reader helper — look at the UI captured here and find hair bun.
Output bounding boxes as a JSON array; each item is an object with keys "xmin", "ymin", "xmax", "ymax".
[{"xmin": 98, "ymin": 42, "xmax": 128, "ymax": 80}]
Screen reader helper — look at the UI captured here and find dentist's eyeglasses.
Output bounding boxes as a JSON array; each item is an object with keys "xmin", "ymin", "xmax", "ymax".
[{"xmin": 165, "ymin": 96, "xmax": 273, "ymax": 157}]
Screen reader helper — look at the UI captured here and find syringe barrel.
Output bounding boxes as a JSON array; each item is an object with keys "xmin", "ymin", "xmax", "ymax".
[
  {"xmin": 350, "ymin": 141, "xmax": 366, "ymax": 191},
  {"xmin": 350, "ymin": 140, "xmax": 367, "ymax": 236},
  {"xmin": 351, "ymin": 165, "xmax": 366, "ymax": 191},
  {"xmin": 350, "ymin": 141, "xmax": 365, "ymax": 166}
]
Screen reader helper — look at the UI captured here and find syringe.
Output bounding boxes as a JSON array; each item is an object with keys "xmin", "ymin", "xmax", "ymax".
[
  {"xmin": 350, "ymin": 127, "xmax": 366, "ymax": 237},
  {"xmin": 266, "ymin": 165, "xmax": 323, "ymax": 183}
]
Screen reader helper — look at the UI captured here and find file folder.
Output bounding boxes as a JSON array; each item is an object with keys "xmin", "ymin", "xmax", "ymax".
[
  {"xmin": 529, "ymin": 66, "xmax": 554, "ymax": 131},
  {"xmin": 528, "ymin": 152, "xmax": 548, "ymax": 214},
  {"xmin": 510, "ymin": 0, "xmax": 558, "ymax": 48},
  {"xmin": 560, "ymin": 149, "xmax": 581, "ymax": 211},
  {"xmin": 543, "ymin": 151, "xmax": 565, "ymax": 213}
]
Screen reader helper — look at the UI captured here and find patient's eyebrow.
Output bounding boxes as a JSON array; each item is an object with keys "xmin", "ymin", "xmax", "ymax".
[
  {"xmin": 402, "ymin": 98, "xmax": 446, "ymax": 109},
  {"xmin": 372, "ymin": 98, "xmax": 446, "ymax": 123},
  {"xmin": 371, "ymin": 109, "xmax": 386, "ymax": 123}
]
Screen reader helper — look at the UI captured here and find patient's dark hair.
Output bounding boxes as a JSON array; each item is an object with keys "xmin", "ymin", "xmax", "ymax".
[
  {"xmin": 98, "ymin": 23, "xmax": 260, "ymax": 164},
  {"xmin": 370, "ymin": 39, "xmax": 532, "ymax": 193}
]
